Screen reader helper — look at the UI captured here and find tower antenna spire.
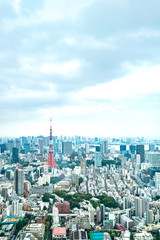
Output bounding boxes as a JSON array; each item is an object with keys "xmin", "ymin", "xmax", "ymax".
[{"xmin": 46, "ymin": 117, "xmax": 59, "ymax": 168}]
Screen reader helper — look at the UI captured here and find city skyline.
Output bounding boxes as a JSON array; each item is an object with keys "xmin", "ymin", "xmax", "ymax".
[{"xmin": 0, "ymin": 0, "xmax": 160, "ymax": 137}]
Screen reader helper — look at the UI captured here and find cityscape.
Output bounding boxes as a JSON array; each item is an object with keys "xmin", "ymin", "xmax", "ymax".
[
  {"xmin": 0, "ymin": 119, "xmax": 160, "ymax": 239},
  {"xmin": 1, "ymin": 0, "xmax": 160, "ymax": 240}
]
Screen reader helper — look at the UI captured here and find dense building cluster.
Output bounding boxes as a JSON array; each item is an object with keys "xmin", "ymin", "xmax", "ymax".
[{"xmin": 0, "ymin": 136, "xmax": 160, "ymax": 239}]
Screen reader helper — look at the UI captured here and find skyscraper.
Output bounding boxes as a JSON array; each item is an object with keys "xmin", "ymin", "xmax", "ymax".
[
  {"xmin": 94, "ymin": 152, "xmax": 102, "ymax": 167},
  {"xmin": 7, "ymin": 139, "xmax": 14, "ymax": 153},
  {"xmin": 136, "ymin": 145, "xmax": 145, "ymax": 163},
  {"xmin": 12, "ymin": 147, "xmax": 19, "ymax": 163},
  {"xmin": 15, "ymin": 139, "xmax": 21, "ymax": 152},
  {"xmin": 120, "ymin": 145, "xmax": 126, "ymax": 152},
  {"xmin": 149, "ymin": 144, "xmax": 155, "ymax": 152},
  {"xmin": 81, "ymin": 158, "xmax": 86, "ymax": 175},
  {"xmin": 24, "ymin": 143, "xmax": 30, "ymax": 154},
  {"xmin": 14, "ymin": 169, "xmax": 24, "ymax": 196},
  {"xmin": 38, "ymin": 138, "xmax": 44, "ymax": 155},
  {"xmin": 135, "ymin": 196, "xmax": 146, "ymax": 218},
  {"xmin": 62, "ymin": 141, "xmax": 72, "ymax": 155},
  {"xmin": 155, "ymin": 172, "xmax": 160, "ymax": 190},
  {"xmin": 103, "ymin": 140, "xmax": 108, "ymax": 154},
  {"xmin": 129, "ymin": 145, "xmax": 136, "ymax": 154}
]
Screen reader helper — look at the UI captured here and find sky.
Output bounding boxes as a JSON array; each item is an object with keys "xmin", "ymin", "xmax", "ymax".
[{"xmin": 0, "ymin": 0, "xmax": 160, "ymax": 138}]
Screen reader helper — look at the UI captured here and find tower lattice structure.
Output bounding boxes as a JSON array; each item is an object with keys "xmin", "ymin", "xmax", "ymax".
[{"xmin": 46, "ymin": 118, "xmax": 59, "ymax": 168}]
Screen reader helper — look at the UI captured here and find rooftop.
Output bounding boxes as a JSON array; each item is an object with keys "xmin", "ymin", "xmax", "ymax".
[{"xmin": 52, "ymin": 227, "xmax": 66, "ymax": 236}]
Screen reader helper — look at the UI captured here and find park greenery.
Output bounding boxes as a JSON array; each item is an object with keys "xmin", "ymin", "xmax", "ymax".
[
  {"xmin": 50, "ymin": 176, "xmax": 60, "ymax": 184},
  {"xmin": 51, "ymin": 191, "xmax": 120, "ymax": 210},
  {"xmin": 42, "ymin": 193, "xmax": 56, "ymax": 203}
]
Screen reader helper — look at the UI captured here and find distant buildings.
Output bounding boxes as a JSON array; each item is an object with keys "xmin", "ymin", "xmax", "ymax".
[
  {"xmin": 38, "ymin": 138, "xmax": 44, "ymax": 155},
  {"xmin": 136, "ymin": 145, "xmax": 145, "ymax": 163},
  {"xmin": 120, "ymin": 145, "xmax": 126, "ymax": 152},
  {"xmin": 62, "ymin": 141, "xmax": 72, "ymax": 155},
  {"xmin": 155, "ymin": 172, "xmax": 160, "ymax": 190},
  {"xmin": 129, "ymin": 145, "xmax": 136, "ymax": 154},
  {"xmin": 14, "ymin": 169, "xmax": 24, "ymax": 196},
  {"xmin": 135, "ymin": 197, "xmax": 145, "ymax": 218},
  {"xmin": 12, "ymin": 147, "xmax": 19, "ymax": 163},
  {"xmin": 24, "ymin": 143, "xmax": 30, "ymax": 154},
  {"xmin": 81, "ymin": 158, "xmax": 86, "ymax": 175},
  {"xmin": 102, "ymin": 140, "xmax": 108, "ymax": 154},
  {"xmin": 146, "ymin": 152, "xmax": 160, "ymax": 167},
  {"xmin": 94, "ymin": 152, "xmax": 102, "ymax": 167}
]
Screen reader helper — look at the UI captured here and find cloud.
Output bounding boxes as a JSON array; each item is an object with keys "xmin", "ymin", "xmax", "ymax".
[
  {"xmin": 1, "ymin": 0, "xmax": 94, "ymax": 31},
  {"xmin": 41, "ymin": 60, "xmax": 83, "ymax": 77},
  {"xmin": 0, "ymin": 0, "xmax": 160, "ymax": 137},
  {"xmin": 38, "ymin": 0, "xmax": 94, "ymax": 22},
  {"xmin": 127, "ymin": 29, "xmax": 160, "ymax": 39},
  {"xmin": 12, "ymin": 0, "xmax": 21, "ymax": 13},
  {"xmin": 74, "ymin": 64, "xmax": 160, "ymax": 101},
  {"xmin": 60, "ymin": 36, "xmax": 117, "ymax": 50}
]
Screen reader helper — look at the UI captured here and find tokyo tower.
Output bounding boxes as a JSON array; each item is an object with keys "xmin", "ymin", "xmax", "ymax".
[{"xmin": 46, "ymin": 117, "xmax": 59, "ymax": 168}]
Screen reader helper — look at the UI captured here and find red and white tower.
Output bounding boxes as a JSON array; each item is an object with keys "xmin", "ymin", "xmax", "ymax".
[{"xmin": 46, "ymin": 117, "xmax": 59, "ymax": 168}]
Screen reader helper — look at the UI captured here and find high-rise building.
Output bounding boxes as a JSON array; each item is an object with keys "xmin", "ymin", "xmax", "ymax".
[
  {"xmin": 136, "ymin": 145, "xmax": 145, "ymax": 163},
  {"xmin": 62, "ymin": 141, "xmax": 72, "ymax": 155},
  {"xmin": 95, "ymin": 145, "xmax": 100, "ymax": 152},
  {"xmin": 102, "ymin": 140, "xmax": 108, "ymax": 154},
  {"xmin": 24, "ymin": 143, "xmax": 30, "ymax": 154},
  {"xmin": 81, "ymin": 158, "xmax": 86, "ymax": 175},
  {"xmin": 149, "ymin": 144, "xmax": 155, "ymax": 152},
  {"xmin": 14, "ymin": 169, "xmax": 24, "ymax": 196},
  {"xmin": 15, "ymin": 139, "xmax": 21, "ymax": 152},
  {"xmin": 120, "ymin": 145, "xmax": 126, "ymax": 152},
  {"xmin": 147, "ymin": 209, "xmax": 153, "ymax": 224},
  {"xmin": 100, "ymin": 204, "xmax": 105, "ymax": 224},
  {"xmin": 38, "ymin": 138, "xmax": 44, "ymax": 155},
  {"xmin": 135, "ymin": 196, "xmax": 145, "ymax": 218},
  {"xmin": 11, "ymin": 200, "xmax": 23, "ymax": 216},
  {"xmin": 71, "ymin": 174, "xmax": 79, "ymax": 187},
  {"xmin": 7, "ymin": 139, "xmax": 14, "ymax": 153},
  {"xmin": 155, "ymin": 172, "xmax": 160, "ymax": 190},
  {"xmin": 85, "ymin": 143, "xmax": 89, "ymax": 154},
  {"xmin": 12, "ymin": 147, "xmax": 19, "ymax": 163},
  {"xmin": 94, "ymin": 152, "xmax": 102, "ymax": 167},
  {"xmin": 146, "ymin": 152, "xmax": 160, "ymax": 167},
  {"xmin": 123, "ymin": 196, "xmax": 131, "ymax": 210},
  {"xmin": 0, "ymin": 143, "xmax": 6, "ymax": 153},
  {"xmin": 129, "ymin": 145, "xmax": 136, "ymax": 154}
]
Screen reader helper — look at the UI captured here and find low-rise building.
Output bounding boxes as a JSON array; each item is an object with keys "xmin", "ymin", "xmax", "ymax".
[
  {"xmin": 52, "ymin": 227, "xmax": 66, "ymax": 239},
  {"xmin": 20, "ymin": 223, "xmax": 45, "ymax": 240},
  {"xmin": 134, "ymin": 232, "xmax": 153, "ymax": 240}
]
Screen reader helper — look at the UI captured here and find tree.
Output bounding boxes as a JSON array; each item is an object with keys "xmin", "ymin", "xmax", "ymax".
[
  {"xmin": 79, "ymin": 177, "xmax": 83, "ymax": 184},
  {"xmin": 43, "ymin": 206, "xmax": 47, "ymax": 210}
]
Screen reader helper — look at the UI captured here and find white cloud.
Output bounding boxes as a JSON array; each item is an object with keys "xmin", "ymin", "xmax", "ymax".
[
  {"xmin": 38, "ymin": 0, "xmax": 93, "ymax": 22},
  {"xmin": 4, "ymin": 83, "xmax": 57, "ymax": 101},
  {"xmin": 127, "ymin": 29, "xmax": 160, "ymax": 39},
  {"xmin": 2, "ymin": 0, "xmax": 94, "ymax": 31},
  {"xmin": 12, "ymin": 0, "xmax": 21, "ymax": 13},
  {"xmin": 0, "ymin": 0, "xmax": 21, "ymax": 13},
  {"xmin": 41, "ymin": 60, "xmax": 83, "ymax": 77},
  {"xmin": 74, "ymin": 64, "xmax": 160, "ymax": 101},
  {"xmin": 61, "ymin": 36, "xmax": 117, "ymax": 50},
  {"xmin": 19, "ymin": 56, "xmax": 83, "ymax": 77}
]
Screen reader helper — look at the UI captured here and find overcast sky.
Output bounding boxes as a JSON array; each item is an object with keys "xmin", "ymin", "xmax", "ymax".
[{"xmin": 0, "ymin": 0, "xmax": 160, "ymax": 138}]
